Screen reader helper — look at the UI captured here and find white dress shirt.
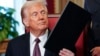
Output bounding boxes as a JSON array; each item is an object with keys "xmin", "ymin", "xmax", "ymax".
[{"xmin": 30, "ymin": 30, "xmax": 48, "ymax": 56}]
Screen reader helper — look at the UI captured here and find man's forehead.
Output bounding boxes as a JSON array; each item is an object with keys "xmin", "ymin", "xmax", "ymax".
[{"xmin": 22, "ymin": 1, "xmax": 47, "ymax": 15}]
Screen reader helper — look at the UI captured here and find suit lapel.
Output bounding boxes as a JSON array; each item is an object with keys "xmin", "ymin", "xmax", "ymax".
[
  {"xmin": 44, "ymin": 30, "xmax": 58, "ymax": 56},
  {"xmin": 21, "ymin": 33, "xmax": 30, "ymax": 56}
]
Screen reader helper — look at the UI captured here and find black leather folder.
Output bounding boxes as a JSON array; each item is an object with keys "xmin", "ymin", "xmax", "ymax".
[{"xmin": 44, "ymin": 1, "xmax": 91, "ymax": 55}]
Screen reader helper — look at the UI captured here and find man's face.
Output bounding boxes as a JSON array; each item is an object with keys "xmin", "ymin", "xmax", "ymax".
[{"xmin": 26, "ymin": 3, "xmax": 48, "ymax": 31}]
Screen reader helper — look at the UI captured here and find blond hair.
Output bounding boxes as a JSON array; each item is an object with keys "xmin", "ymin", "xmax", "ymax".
[{"xmin": 21, "ymin": 0, "xmax": 47, "ymax": 19}]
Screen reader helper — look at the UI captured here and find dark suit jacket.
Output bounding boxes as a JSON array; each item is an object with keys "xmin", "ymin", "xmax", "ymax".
[
  {"xmin": 84, "ymin": 0, "xmax": 100, "ymax": 45},
  {"xmin": 84, "ymin": 0, "xmax": 100, "ymax": 56},
  {"xmin": 5, "ymin": 32, "xmax": 57, "ymax": 56}
]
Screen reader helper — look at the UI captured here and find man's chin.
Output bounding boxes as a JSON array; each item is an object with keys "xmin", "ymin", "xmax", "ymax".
[{"xmin": 39, "ymin": 27, "xmax": 48, "ymax": 30}]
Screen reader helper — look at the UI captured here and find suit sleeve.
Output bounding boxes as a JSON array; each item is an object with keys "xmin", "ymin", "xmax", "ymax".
[
  {"xmin": 84, "ymin": 0, "xmax": 100, "ymax": 46},
  {"xmin": 95, "ymin": 0, "xmax": 100, "ymax": 5},
  {"xmin": 5, "ymin": 41, "xmax": 13, "ymax": 56}
]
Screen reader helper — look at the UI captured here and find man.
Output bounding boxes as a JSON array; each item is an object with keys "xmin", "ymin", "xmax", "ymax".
[
  {"xmin": 84, "ymin": 0, "xmax": 100, "ymax": 56},
  {"xmin": 5, "ymin": 0, "xmax": 74, "ymax": 56}
]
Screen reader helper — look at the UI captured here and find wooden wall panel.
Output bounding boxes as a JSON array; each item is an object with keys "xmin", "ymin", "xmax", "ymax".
[
  {"xmin": 26, "ymin": 0, "xmax": 85, "ymax": 13},
  {"xmin": 70, "ymin": 0, "xmax": 84, "ymax": 8}
]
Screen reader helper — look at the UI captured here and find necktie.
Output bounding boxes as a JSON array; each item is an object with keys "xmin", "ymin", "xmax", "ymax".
[{"xmin": 33, "ymin": 38, "xmax": 41, "ymax": 56}]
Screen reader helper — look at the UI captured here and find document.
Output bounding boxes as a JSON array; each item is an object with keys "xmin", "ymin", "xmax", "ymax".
[{"xmin": 44, "ymin": 1, "xmax": 91, "ymax": 55}]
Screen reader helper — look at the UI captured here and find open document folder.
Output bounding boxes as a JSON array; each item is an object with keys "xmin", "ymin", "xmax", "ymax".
[{"xmin": 44, "ymin": 1, "xmax": 91, "ymax": 55}]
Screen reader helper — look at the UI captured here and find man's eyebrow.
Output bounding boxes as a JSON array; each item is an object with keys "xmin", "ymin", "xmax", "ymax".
[
  {"xmin": 41, "ymin": 9, "xmax": 45, "ymax": 11},
  {"xmin": 32, "ymin": 12, "xmax": 37, "ymax": 14},
  {"xmin": 41, "ymin": 10, "xmax": 47, "ymax": 13}
]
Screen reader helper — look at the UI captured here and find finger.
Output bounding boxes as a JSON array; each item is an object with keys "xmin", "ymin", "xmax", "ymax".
[
  {"xmin": 59, "ymin": 50, "xmax": 74, "ymax": 56},
  {"xmin": 91, "ymin": 48, "xmax": 95, "ymax": 52},
  {"xmin": 59, "ymin": 50, "xmax": 69, "ymax": 56},
  {"xmin": 62, "ymin": 48, "xmax": 73, "ymax": 54},
  {"xmin": 92, "ymin": 51, "xmax": 97, "ymax": 56}
]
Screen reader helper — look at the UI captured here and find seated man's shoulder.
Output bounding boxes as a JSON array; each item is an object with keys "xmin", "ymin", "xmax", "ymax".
[{"xmin": 8, "ymin": 33, "xmax": 29, "ymax": 44}]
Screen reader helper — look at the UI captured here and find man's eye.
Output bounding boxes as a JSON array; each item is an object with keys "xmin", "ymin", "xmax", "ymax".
[
  {"xmin": 41, "ymin": 11, "xmax": 46, "ymax": 14},
  {"xmin": 33, "ymin": 12, "xmax": 37, "ymax": 16}
]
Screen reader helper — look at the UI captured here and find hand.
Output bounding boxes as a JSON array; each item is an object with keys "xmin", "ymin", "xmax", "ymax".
[
  {"xmin": 59, "ymin": 48, "xmax": 75, "ymax": 56},
  {"xmin": 91, "ymin": 47, "xmax": 100, "ymax": 56}
]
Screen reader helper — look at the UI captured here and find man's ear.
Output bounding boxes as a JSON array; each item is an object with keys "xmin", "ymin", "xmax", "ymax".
[{"xmin": 23, "ymin": 19, "xmax": 29, "ymax": 27}]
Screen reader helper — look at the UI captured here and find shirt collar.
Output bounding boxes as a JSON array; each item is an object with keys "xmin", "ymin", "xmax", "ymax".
[{"xmin": 30, "ymin": 29, "xmax": 48, "ymax": 44}]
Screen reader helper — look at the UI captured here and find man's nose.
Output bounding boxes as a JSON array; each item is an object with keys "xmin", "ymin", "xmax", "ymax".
[{"xmin": 39, "ymin": 14, "xmax": 44, "ymax": 20}]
